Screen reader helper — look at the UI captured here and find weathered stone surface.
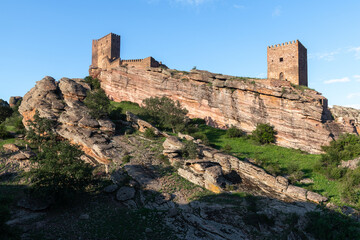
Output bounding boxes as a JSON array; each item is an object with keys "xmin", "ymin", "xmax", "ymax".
[
  {"xmin": 2, "ymin": 143, "xmax": 20, "ymax": 152},
  {"xmin": 19, "ymin": 76, "xmax": 119, "ymax": 164},
  {"xmin": 17, "ymin": 197, "xmax": 51, "ymax": 211},
  {"xmin": 339, "ymin": 157, "xmax": 360, "ymax": 170},
  {"xmin": 178, "ymin": 132, "xmax": 194, "ymax": 141},
  {"xmin": 9, "ymin": 96, "xmax": 22, "ymax": 107},
  {"xmin": 331, "ymin": 105, "xmax": 360, "ymax": 133},
  {"xmin": 93, "ymin": 67, "xmax": 358, "ymax": 153},
  {"xmin": 126, "ymin": 111, "xmax": 161, "ymax": 135},
  {"xmin": 116, "ymin": 186, "xmax": 136, "ymax": 201},
  {"xmin": 103, "ymin": 184, "xmax": 118, "ymax": 193},
  {"xmin": 285, "ymin": 185, "xmax": 307, "ymax": 201},
  {"xmin": 10, "ymin": 151, "xmax": 35, "ymax": 161},
  {"xmin": 163, "ymin": 136, "xmax": 185, "ymax": 152},
  {"xmin": 306, "ymin": 191, "xmax": 328, "ymax": 203}
]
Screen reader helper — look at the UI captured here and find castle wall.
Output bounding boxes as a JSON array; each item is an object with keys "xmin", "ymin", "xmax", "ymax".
[
  {"xmin": 267, "ymin": 40, "xmax": 308, "ymax": 86},
  {"xmin": 91, "ymin": 33, "xmax": 120, "ymax": 69},
  {"xmin": 121, "ymin": 57, "xmax": 160, "ymax": 68}
]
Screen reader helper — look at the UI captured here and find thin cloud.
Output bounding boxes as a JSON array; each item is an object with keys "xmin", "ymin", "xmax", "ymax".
[
  {"xmin": 309, "ymin": 50, "xmax": 340, "ymax": 61},
  {"xmin": 174, "ymin": 0, "xmax": 211, "ymax": 5},
  {"xmin": 272, "ymin": 6, "xmax": 281, "ymax": 17},
  {"xmin": 347, "ymin": 92, "xmax": 360, "ymax": 99},
  {"xmin": 353, "ymin": 75, "xmax": 360, "ymax": 81},
  {"xmin": 323, "ymin": 77, "xmax": 350, "ymax": 84},
  {"xmin": 349, "ymin": 47, "xmax": 360, "ymax": 59},
  {"xmin": 234, "ymin": 4, "xmax": 245, "ymax": 9}
]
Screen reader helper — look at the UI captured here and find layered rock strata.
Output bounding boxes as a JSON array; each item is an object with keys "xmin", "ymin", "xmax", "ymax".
[
  {"xmin": 90, "ymin": 66, "xmax": 357, "ymax": 153},
  {"xmin": 330, "ymin": 105, "xmax": 360, "ymax": 134},
  {"xmin": 163, "ymin": 135, "xmax": 327, "ymax": 204},
  {"xmin": 19, "ymin": 76, "xmax": 119, "ymax": 164}
]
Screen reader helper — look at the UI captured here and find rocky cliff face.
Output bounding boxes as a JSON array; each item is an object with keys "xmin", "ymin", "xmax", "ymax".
[
  {"xmin": 90, "ymin": 66, "xmax": 357, "ymax": 154},
  {"xmin": 330, "ymin": 105, "xmax": 360, "ymax": 134},
  {"xmin": 19, "ymin": 76, "xmax": 121, "ymax": 164}
]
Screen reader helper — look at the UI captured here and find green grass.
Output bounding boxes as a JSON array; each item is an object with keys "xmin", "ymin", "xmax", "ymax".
[
  {"xmin": 110, "ymin": 101, "xmax": 145, "ymax": 116},
  {"xmin": 194, "ymin": 124, "xmax": 344, "ymax": 205}
]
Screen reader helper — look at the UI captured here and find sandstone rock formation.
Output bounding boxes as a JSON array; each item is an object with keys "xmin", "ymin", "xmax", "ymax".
[
  {"xmin": 163, "ymin": 135, "xmax": 327, "ymax": 204},
  {"xmin": 331, "ymin": 105, "xmax": 360, "ymax": 134},
  {"xmin": 18, "ymin": 76, "xmax": 120, "ymax": 164},
  {"xmin": 91, "ymin": 66, "xmax": 357, "ymax": 154},
  {"xmin": 9, "ymin": 96, "xmax": 22, "ymax": 107}
]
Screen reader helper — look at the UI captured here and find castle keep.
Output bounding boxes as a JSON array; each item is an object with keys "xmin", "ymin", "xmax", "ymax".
[
  {"xmin": 90, "ymin": 33, "xmax": 163, "ymax": 70},
  {"xmin": 267, "ymin": 40, "xmax": 308, "ymax": 86}
]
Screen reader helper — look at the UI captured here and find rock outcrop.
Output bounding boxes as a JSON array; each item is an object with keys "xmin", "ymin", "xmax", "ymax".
[
  {"xmin": 18, "ymin": 76, "xmax": 120, "ymax": 164},
  {"xmin": 91, "ymin": 66, "xmax": 357, "ymax": 154},
  {"xmin": 163, "ymin": 135, "xmax": 327, "ymax": 204},
  {"xmin": 330, "ymin": 105, "xmax": 360, "ymax": 134}
]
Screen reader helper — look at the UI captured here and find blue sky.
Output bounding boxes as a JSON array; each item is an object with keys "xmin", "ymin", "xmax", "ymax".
[{"xmin": 0, "ymin": 0, "xmax": 359, "ymax": 108}]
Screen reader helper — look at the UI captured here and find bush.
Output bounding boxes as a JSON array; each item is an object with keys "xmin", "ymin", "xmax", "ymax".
[
  {"xmin": 226, "ymin": 126, "xmax": 244, "ymax": 138},
  {"xmin": 26, "ymin": 111, "xmax": 56, "ymax": 145},
  {"xmin": 142, "ymin": 96, "xmax": 188, "ymax": 133},
  {"xmin": 84, "ymin": 76, "xmax": 101, "ymax": 90},
  {"xmin": 305, "ymin": 210, "xmax": 360, "ymax": 239},
  {"xmin": 288, "ymin": 170, "xmax": 304, "ymax": 184},
  {"xmin": 182, "ymin": 141, "xmax": 198, "ymax": 159},
  {"xmin": 191, "ymin": 132, "xmax": 209, "ymax": 145},
  {"xmin": 28, "ymin": 140, "xmax": 93, "ymax": 202},
  {"xmin": 84, "ymin": 89, "xmax": 110, "ymax": 119},
  {"xmin": 122, "ymin": 155, "xmax": 132, "ymax": 164},
  {"xmin": 144, "ymin": 128, "xmax": 156, "ymax": 139},
  {"xmin": 251, "ymin": 123, "xmax": 277, "ymax": 145},
  {"xmin": 0, "ymin": 124, "xmax": 9, "ymax": 139},
  {"xmin": 222, "ymin": 144, "xmax": 232, "ymax": 153},
  {"xmin": 0, "ymin": 100, "xmax": 13, "ymax": 124}
]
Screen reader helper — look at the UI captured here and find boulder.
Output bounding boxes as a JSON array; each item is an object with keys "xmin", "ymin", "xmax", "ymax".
[
  {"xmin": 116, "ymin": 186, "xmax": 136, "ymax": 201},
  {"xmin": 163, "ymin": 136, "xmax": 184, "ymax": 152},
  {"xmin": 2, "ymin": 143, "xmax": 20, "ymax": 152},
  {"xmin": 9, "ymin": 96, "xmax": 22, "ymax": 107},
  {"xmin": 285, "ymin": 185, "xmax": 308, "ymax": 201},
  {"xmin": 103, "ymin": 184, "xmax": 118, "ymax": 193},
  {"xmin": 339, "ymin": 157, "xmax": 360, "ymax": 170},
  {"xmin": 306, "ymin": 191, "xmax": 328, "ymax": 203},
  {"xmin": 17, "ymin": 197, "xmax": 51, "ymax": 211}
]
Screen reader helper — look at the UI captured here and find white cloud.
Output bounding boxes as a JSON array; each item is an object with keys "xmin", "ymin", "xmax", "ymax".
[
  {"xmin": 354, "ymin": 75, "xmax": 360, "ymax": 81},
  {"xmin": 347, "ymin": 92, "xmax": 360, "ymax": 99},
  {"xmin": 323, "ymin": 77, "xmax": 350, "ymax": 84},
  {"xmin": 272, "ymin": 6, "xmax": 281, "ymax": 17},
  {"xmin": 349, "ymin": 47, "xmax": 360, "ymax": 60}
]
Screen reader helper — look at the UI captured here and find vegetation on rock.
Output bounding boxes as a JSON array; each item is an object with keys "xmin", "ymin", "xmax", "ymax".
[
  {"xmin": 84, "ymin": 88, "xmax": 111, "ymax": 119},
  {"xmin": 143, "ymin": 96, "xmax": 188, "ymax": 133},
  {"xmin": 0, "ymin": 99, "xmax": 13, "ymax": 124}
]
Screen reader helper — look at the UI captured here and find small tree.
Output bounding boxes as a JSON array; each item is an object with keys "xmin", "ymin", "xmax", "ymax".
[
  {"xmin": 84, "ymin": 89, "xmax": 110, "ymax": 119},
  {"xmin": 182, "ymin": 141, "xmax": 198, "ymax": 159},
  {"xmin": 84, "ymin": 76, "xmax": 101, "ymax": 90},
  {"xmin": 0, "ymin": 99, "xmax": 13, "ymax": 124},
  {"xmin": 252, "ymin": 123, "xmax": 276, "ymax": 145},
  {"xmin": 26, "ymin": 111, "xmax": 56, "ymax": 145},
  {"xmin": 29, "ymin": 140, "xmax": 93, "ymax": 201},
  {"xmin": 0, "ymin": 124, "xmax": 9, "ymax": 139},
  {"xmin": 143, "ymin": 96, "xmax": 188, "ymax": 133}
]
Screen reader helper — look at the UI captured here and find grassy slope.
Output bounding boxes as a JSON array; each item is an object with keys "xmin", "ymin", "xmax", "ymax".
[{"xmin": 112, "ymin": 100, "xmax": 344, "ymax": 206}]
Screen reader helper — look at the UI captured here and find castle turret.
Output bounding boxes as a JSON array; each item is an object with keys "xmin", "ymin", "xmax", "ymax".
[
  {"xmin": 91, "ymin": 33, "xmax": 121, "ymax": 69},
  {"xmin": 267, "ymin": 40, "xmax": 308, "ymax": 86}
]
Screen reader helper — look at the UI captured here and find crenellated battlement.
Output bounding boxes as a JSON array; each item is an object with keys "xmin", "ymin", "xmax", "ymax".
[
  {"xmin": 122, "ymin": 59, "xmax": 144, "ymax": 63},
  {"xmin": 268, "ymin": 40, "xmax": 298, "ymax": 48}
]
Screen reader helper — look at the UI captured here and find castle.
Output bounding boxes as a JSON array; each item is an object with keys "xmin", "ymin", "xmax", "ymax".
[
  {"xmin": 91, "ymin": 33, "xmax": 308, "ymax": 86},
  {"xmin": 90, "ymin": 33, "xmax": 164, "ymax": 70}
]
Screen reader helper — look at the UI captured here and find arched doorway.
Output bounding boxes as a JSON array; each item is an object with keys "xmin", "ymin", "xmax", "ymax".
[{"xmin": 279, "ymin": 72, "xmax": 284, "ymax": 80}]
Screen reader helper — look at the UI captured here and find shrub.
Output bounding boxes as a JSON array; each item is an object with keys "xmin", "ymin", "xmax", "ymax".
[
  {"xmin": 251, "ymin": 123, "xmax": 277, "ymax": 145},
  {"xmin": 84, "ymin": 89, "xmax": 110, "ymax": 119},
  {"xmin": 144, "ymin": 128, "xmax": 156, "ymax": 139},
  {"xmin": 122, "ymin": 155, "xmax": 132, "ymax": 164},
  {"xmin": 305, "ymin": 210, "xmax": 360, "ymax": 239},
  {"xmin": 26, "ymin": 111, "xmax": 56, "ymax": 145},
  {"xmin": 0, "ymin": 124, "xmax": 9, "ymax": 139},
  {"xmin": 191, "ymin": 132, "xmax": 209, "ymax": 145},
  {"xmin": 28, "ymin": 140, "xmax": 93, "ymax": 202},
  {"xmin": 84, "ymin": 76, "xmax": 101, "ymax": 90},
  {"xmin": 226, "ymin": 126, "xmax": 244, "ymax": 138},
  {"xmin": 288, "ymin": 170, "xmax": 304, "ymax": 184},
  {"xmin": 142, "ymin": 96, "xmax": 188, "ymax": 133},
  {"xmin": 0, "ymin": 100, "xmax": 13, "ymax": 124},
  {"xmin": 182, "ymin": 141, "xmax": 198, "ymax": 159},
  {"xmin": 222, "ymin": 144, "xmax": 232, "ymax": 153}
]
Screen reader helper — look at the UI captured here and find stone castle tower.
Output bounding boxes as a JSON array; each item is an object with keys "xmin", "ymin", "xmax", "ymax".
[
  {"xmin": 91, "ymin": 33, "xmax": 121, "ymax": 69},
  {"xmin": 267, "ymin": 40, "xmax": 308, "ymax": 86},
  {"xmin": 90, "ymin": 33, "xmax": 163, "ymax": 70}
]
